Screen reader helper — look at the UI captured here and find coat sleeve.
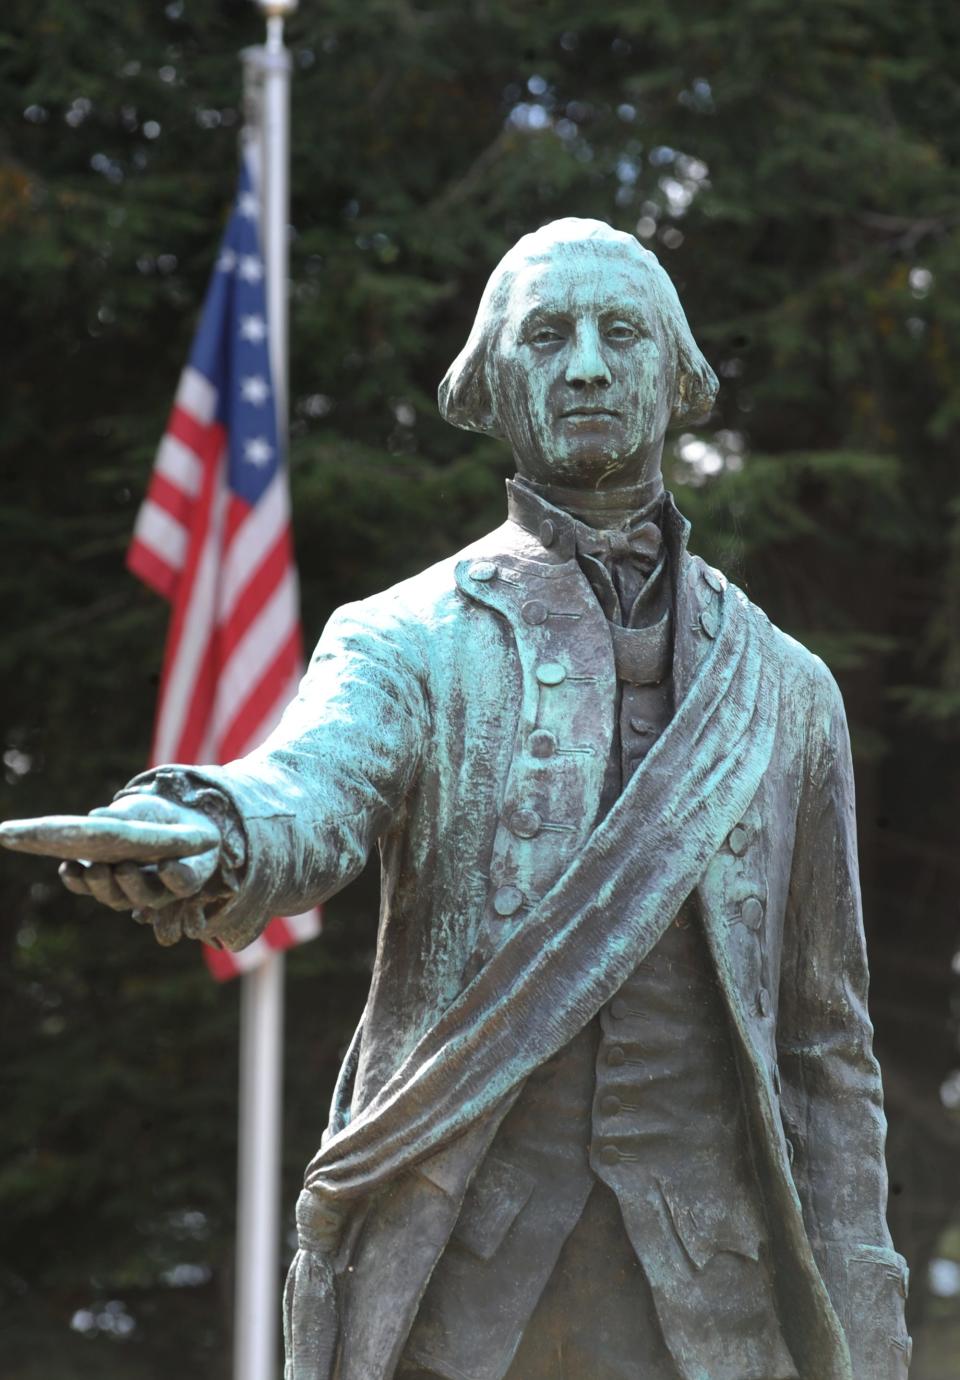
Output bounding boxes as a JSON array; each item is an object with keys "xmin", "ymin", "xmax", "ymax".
[
  {"xmin": 126, "ymin": 592, "xmax": 431, "ymax": 950},
  {"xmin": 777, "ymin": 663, "xmax": 911, "ymax": 1379}
]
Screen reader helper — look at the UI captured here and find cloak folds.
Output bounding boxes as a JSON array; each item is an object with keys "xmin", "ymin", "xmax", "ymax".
[{"xmin": 284, "ymin": 578, "xmax": 779, "ymax": 1380}]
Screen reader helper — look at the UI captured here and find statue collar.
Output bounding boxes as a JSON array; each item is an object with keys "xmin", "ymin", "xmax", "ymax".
[{"xmin": 506, "ymin": 474, "xmax": 691, "ymax": 566}]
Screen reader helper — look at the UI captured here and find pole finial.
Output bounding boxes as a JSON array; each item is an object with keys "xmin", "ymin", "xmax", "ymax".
[{"xmin": 254, "ymin": 0, "xmax": 298, "ymax": 17}]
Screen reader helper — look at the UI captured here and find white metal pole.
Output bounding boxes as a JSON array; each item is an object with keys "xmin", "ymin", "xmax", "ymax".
[
  {"xmin": 235, "ymin": 7, "xmax": 296, "ymax": 1380},
  {"xmin": 235, "ymin": 954, "xmax": 285, "ymax": 1380}
]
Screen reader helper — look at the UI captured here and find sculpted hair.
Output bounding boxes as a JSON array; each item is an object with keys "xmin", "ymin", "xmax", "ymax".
[{"xmin": 438, "ymin": 217, "xmax": 718, "ymax": 438}]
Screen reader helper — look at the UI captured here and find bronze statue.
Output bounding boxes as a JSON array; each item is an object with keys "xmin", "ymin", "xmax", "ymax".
[{"xmin": 1, "ymin": 220, "xmax": 910, "ymax": 1380}]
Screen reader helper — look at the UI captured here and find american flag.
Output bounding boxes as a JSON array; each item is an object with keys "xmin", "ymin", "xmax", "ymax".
[{"xmin": 127, "ymin": 153, "xmax": 320, "ymax": 981}]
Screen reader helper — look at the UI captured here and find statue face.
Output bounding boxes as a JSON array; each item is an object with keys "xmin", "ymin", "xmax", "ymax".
[{"xmin": 489, "ymin": 245, "xmax": 676, "ymax": 487}]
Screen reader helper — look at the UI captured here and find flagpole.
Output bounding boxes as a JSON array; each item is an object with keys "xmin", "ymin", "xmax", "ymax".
[{"xmin": 236, "ymin": 7, "xmax": 296, "ymax": 1380}]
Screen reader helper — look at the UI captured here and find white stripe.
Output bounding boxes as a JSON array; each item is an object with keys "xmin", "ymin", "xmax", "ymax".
[
  {"xmin": 151, "ymin": 478, "xmax": 227, "ymax": 764},
  {"xmin": 280, "ymin": 911, "xmax": 322, "ymax": 944},
  {"xmin": 227, "ymin": 935, "xmax": 274, "ymax": 974},
  {"xmin": 133, "ymin": 499, "xmax": 188, "ymax": 572},
  {"xmin": 211, "ymin": 570, "xmax": 299, "ymax": 746},
  {"xmin": 226, "ymin": 663, "xmax": 302, "ymax": 760},
  {"xmin": 155, "ymin": 433, "xmax": 203, "ymax": 498},
  {"xmin": 219, "ymin": 473, "xmax": 291, "ymax": 620},
  {"xmin": 175, "ymin": 365, "xmax": 218, "ymax": 425}
]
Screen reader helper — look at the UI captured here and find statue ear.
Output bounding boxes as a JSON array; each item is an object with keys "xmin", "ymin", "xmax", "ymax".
[
  {"xmin": 438, "ymin": 342, "xmax": 502, "ymax": 437},
  {"xmin": 671, "ymin": 339, "xmax": 719, "ymax": 425}
]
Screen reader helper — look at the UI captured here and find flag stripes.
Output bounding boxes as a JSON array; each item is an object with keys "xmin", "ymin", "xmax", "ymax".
[{"xmin": 127, "ymin": 155, "xmax": 320, "ymax": 980}]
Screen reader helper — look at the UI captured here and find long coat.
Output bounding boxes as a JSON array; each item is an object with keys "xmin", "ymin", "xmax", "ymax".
[{"xmin": 140, "ymin": 495, "xmax": 910, "ymax": 1380}]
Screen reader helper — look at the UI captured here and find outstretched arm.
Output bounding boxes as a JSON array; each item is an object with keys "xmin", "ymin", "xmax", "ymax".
[{"xmin": 18, "ymin": 593, "xmax": 429, "ymax": 950}]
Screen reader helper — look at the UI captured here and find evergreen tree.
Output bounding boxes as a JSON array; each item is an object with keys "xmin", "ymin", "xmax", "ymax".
[{"xmin": 2, "ymin": 2, "xmax": 959, "ymax": 1373}]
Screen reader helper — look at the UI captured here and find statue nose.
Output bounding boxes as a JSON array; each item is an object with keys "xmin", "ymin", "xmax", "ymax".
[{"xmin": 565, "ymin": 327, "xmax": 612, "ymax": 388}]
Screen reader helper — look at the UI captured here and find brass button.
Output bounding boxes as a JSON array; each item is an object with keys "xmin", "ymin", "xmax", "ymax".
[
  {"xmin": 600, "ymin": 1094, "xmax": 622, "ymax": 1116},
  {"xmin": 741, "ymin": 897, "xmax": 764, "ymax": 930},
  {"xmin": 492, "ymin": 885, "xmax": 524, "ymax": 917},
  {"xmin": 701, "ymin": 566, "xmax": 723, "ymax": 594},
  {"xmin": 536, "ymin": 662, "xmax": 567, "ymax": 686},
  {"xmin": 509, "ymin": 807, "xmax": 542, "ymax": 839},
  {"xmin": 699, "ymin": 604, "xmax": 720, "ymax": 639},
  {"xmin": 609, "ymin": 997, "xmax": 629, "ymax": 1020},
  {"xmin": 728, "ymin": 824, "xmax": 749, "ymax": 855},
  {"xmin": 539, "ymin": 519, "xmax": 556, "ymax": 548},
  {"xmin": 606, "ymin": 1045, "xmax": 626, "ymax": 1067},
  {"xmin": 529, "ymin": 729, "xmax": 557, "ymax": 759},
  {"xmin": 522, "ymin": 599, "xmax": 548, "ymax": 625},
  {"xmin": 757, "ymin": 987, "xmax": 772, "ymax": 1017},
  {"xmin": 599, "ymin": 1143, "xmax": 620, "ymax": 1165},
  {"xmin": 629, "ymin": 716, "xmax": 654, "ymax": 736}
]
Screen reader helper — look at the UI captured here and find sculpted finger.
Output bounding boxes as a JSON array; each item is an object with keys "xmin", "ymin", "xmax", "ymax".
[
  {"xmin": 84, "ymin": 862, "xmax": 135, "ymax": 911},
  {"xmin": 152, "ymin": 908, "xmax": 184, "ymax": 946},
  {"xmin": 156, "ymin": 847, "xmax": 219, "ymax": 899},
  {"xmin": 59, "ymin": 860, "xmax": 92, "ymax": 896},
  {"xmin": 113, "ymin": 861, "xmax": 175, "ymax": 910},
  {"xmin": 180, "ymin": 900, "xmax": 212, "ymax": 942}
]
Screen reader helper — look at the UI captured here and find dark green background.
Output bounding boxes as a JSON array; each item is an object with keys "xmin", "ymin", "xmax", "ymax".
[{"xmin": 2, "ymin": 1, "xmax": 959, "ymax": 1375}]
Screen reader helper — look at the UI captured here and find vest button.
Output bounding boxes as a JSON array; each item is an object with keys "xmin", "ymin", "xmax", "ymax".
[
  {"xmin": 757, "ymin": 987, "xmax": 772, "ymax": 1017},
  {"xmin": 609, "ymin": 997, "xmax": 629, "ymax": 1020},
  {"xmin": 606, "ymin": 1045, "xmax": 626, "ymax": 1067},
  {"xmin": 599, "ymin": 1143, "xmax": 620, "ymax": 1165},
  {"xmin": 536, "ymin": 662, "xmax": 567, "ymax": 686},
  {"xmin": 528, "ymin": 729, "xmax": 557, "ymax": 759},
  {"xmin": 628, "ymin": 716, "xmax": 654, "ymax": 735},
  {"xmin": 741, "ymin": 896, "xmax": 764, "ymax": 929},
  {"xmin": 728, "ymin": 824, "xmax": 749, "ymax": 855},
  {"xmin": 468, "ymin": 560, "xmax": 497, "ymax": 582},
  {"xmin": 492, "ymin": 885, "xmax": 524, "ymax": 917},
  {"xmin": 521, "ymin": 599, "xmax": 548, "ymax": 625},
  {"xmin": 508, "ymin": 807, "xmax": 542, "ymax": 839},
  {"xmin": 539, "ymin": 519, "xmax": 556, "ymax": 548},
  {"xmin": 600, "ymin": 1094, "xmax": 622, "ymax": 1116}
]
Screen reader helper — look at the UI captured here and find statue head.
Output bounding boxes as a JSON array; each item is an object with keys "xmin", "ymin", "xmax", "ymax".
[{"xmin": 439, "ymin": 218, "xmax": 717, "ymax": 488}]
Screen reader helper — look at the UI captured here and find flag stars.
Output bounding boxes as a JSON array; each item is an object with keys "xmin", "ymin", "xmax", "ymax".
[
  {"xmin": 217, "ymin": 248, "xmax": 237, "ymax": 272},
  {"xmin": 243, "ymin": 437, "xmax": 275, "ymax": 467},
  {"xmin": 237, "ymin": 190, "xmax": 259, "ymax": 219},
  {"xmin": 241, "ymin": 375, "xmax": 271, "ymax": 406},
  {"xmin": 240, "ymin": 314, "xmax": 267, "ymax": 343},
  {"xmin": 238, "ymin": 254, "xmax": 264, "ymax": 283}
]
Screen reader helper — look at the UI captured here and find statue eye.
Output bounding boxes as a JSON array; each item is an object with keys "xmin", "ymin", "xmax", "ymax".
[
  {"xmin": 606, "ymin": 322, "xmax": 638, "ymax": 341},
  {"xmin": 527, "ymin": 326, "xmax": 565, "ymax": 346}
]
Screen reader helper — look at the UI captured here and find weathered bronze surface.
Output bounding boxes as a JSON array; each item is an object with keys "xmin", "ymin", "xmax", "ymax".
[{"xmin": 3, "ymin": 220, "xmax": 910, "ymax": 1379}]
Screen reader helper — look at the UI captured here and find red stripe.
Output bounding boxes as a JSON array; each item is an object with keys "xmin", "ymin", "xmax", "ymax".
[
  {"xmin": 217, "ymin": 626, "xmax": 301, "ymax": 761},
  {"xmin": 219, "ymin": 526, "xmax": 294, "ymax": 662},
  {"xmin": 168, "ymin": 404, "xmax": 223, "ymax": 465},
  {"xmin": 224, "ymin": 492, "xmax": 252, "ymax": 550},
  {"xmin": 264, "ymin": 917, "xmax": 293, "ymax": 949},
  {"xmin": 146, "ymin": 470, "xmax": 196, "ymax": 525},
  {"xmin": 203, "ymin": 943, "xmax": 242, "ymax": 981},
  {"xmin": 127, "ymin": 539, "xmax": 179, "ymax": 601}
]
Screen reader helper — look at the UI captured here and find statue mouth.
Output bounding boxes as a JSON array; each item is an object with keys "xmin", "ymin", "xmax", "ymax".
[{"xmin": 559, "ymin": 406, "xmax": 619, "ymax": 419}]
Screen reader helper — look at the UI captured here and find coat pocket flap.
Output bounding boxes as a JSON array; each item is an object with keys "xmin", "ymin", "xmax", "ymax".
[
  {"xmin": 658, "ymin": 1179, "xmax": 763, "ymax": 1271},
  {"xmin": 451, "ymin": 1157, "xmax": 536, "ymax": 1262}
]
